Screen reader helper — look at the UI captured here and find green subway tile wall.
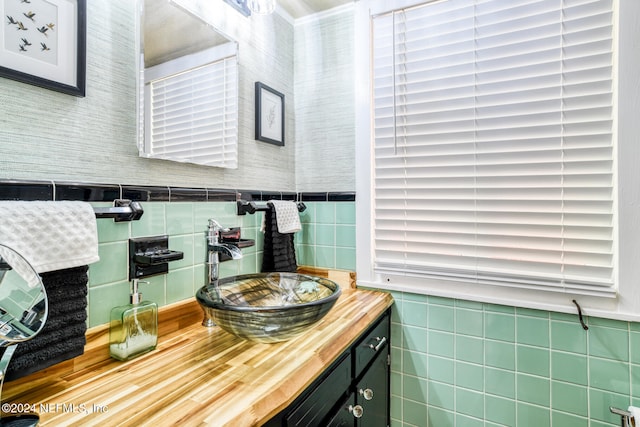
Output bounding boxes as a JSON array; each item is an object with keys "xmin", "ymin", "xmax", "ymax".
[
  {"xmin": 389, "ymin": 291, "xmax": 640, "ymax": 427},
  {"xmin": 86, "ymin": 200, "xmax": 355, "ymax": 328},
  {"xmin": 296, "ymin": 201, "xmax": 356, "ymax": 271},
  {"xmin": 87, "ymin": 201, "xmax": 261, "ymax": 327},
  {"xmin": 85, "ymin": 196, "xmax": 639, "ymax": 427}
]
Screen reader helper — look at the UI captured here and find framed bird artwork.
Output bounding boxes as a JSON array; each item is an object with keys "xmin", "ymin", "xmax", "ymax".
[{"xmin": 0, "ymin": 0, "xmax": 86, "ymax": 96}]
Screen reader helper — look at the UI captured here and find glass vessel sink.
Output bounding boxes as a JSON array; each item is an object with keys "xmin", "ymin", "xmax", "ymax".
[{"xmin": 196, "ymin": 273, "xmax": 342, "ymax": 343}]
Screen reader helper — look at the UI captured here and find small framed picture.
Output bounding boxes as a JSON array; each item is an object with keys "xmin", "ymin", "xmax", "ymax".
[
  {"xmin": 255, "ymin": 81, "xmax": 284, "ymax": 146},
  {"xmin": 0, "ymin": 0, "xmax": 86, "ymax": 97}
]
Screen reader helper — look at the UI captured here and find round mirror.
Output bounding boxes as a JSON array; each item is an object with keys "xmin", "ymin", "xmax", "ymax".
[
  {"xmin": 0, "ymin": 244, "xmax": 47, "ymax": 345},
  {"xmin": 0, "ymin": 244, "xmax": 47, "ymax": 426}
]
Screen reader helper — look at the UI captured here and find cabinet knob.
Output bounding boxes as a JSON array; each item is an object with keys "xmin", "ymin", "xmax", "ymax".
[
  {"xmin": 359, "ymin": 388, "xmax": 374, "ymax": 400},
  {"xmin": 368, "ymin": 336, "xmax": 387, "ymax": 352},
  {"xmin": 349, "ymin": 404, "xmax": 364, "ymax": 418}
]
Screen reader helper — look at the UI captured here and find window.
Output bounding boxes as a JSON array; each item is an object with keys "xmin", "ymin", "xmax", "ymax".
[
  {"xmin": 142, "ymin": 43, "xmax": 238, "ymax": 169},
  {"xmin": 355, "ymin": 0, "xmax": 632, "ymax": 315}
]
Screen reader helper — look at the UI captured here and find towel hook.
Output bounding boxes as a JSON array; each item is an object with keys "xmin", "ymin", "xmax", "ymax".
[{"xmin": 572, "ymin": 299, "xmax": 589, "ymax": 330}]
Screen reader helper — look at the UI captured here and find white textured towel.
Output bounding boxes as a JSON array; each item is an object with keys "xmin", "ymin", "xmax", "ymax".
[
  {"xmin": 0, "ymin": 201, "xmax": 100, "ymax": 273},
  {"xmin": 269, "ymin": 200, "xmax": 301, "ymax": 234}
]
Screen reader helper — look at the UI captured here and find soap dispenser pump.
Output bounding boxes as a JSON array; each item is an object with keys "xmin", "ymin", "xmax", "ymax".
[{"xmin": 109, "ymin": 279, "xmax": 158, "ymax": 361}]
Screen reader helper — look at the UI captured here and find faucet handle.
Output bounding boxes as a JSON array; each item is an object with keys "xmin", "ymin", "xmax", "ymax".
[
  {"xmin": 207, "ymin": 219, "xmax": 230, "ymax": 245},
  {"xmin": 208, "ymin": 219, "xmax": 229, "ymax": 232}
]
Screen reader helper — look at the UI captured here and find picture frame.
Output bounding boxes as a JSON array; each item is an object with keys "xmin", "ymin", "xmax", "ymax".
[
  {"xmin": 0, "ymin": 0, "xmax": 86, "ymax": 97},
  {"xmin": 255, "ymin": 81, "xmax": 284, "ymax": 146}
]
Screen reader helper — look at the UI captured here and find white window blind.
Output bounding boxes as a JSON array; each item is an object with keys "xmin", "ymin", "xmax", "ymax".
[
  {"xmin": 144, "ymin": 47, "xmax": 238, "ymax": 169},
  {"xmin": 372, "ymin": 0, "xmax": 615, "ymax": 296}
]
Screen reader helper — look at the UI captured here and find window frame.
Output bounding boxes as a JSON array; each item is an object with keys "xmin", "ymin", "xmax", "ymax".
[{"xmin": 355, "ymin": 0, "xmax": 640, "ymax": 321}]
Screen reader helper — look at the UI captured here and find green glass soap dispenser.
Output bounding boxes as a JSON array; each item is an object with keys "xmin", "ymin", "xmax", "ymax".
[{"xmin": 109, "ymin": 279, "xmax": 158, "ymax": 361}]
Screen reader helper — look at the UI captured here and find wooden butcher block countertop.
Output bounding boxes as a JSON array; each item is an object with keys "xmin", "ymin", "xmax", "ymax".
[{"xmin": 2, "ymin": 282, "xmax": 393, "ymax": 426}]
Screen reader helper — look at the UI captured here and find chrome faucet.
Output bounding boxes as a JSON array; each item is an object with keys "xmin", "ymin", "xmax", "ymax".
[
  {"xmin": 206, "ymin": 219, "xmax": 242, "ymax": 285},
  {"xmin": 203, "ymin": 219, "xmax": 242, "ymax": 327}
]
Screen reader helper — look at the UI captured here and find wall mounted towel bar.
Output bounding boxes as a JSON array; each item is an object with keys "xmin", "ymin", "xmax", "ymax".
[
  {"xmin": 93, "ymin": 199, "xmax": 144, "ymax": 222},
  {"xmin": 237, "ymin": 200, "xmax": 306, "ymax": 216}
]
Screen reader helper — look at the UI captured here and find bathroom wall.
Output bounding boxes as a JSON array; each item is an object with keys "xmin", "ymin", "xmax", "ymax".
[
  {"xmin": 0, "ymin": 0, "xmax": 137, "ymax": 183},
  {"xmin": 294, "ymin": 6, "xmax": 356, "ymax": 193},
  {"xmin": 0, "ymin": 0, "xmax": 356, "ymax": 325},
  {"xmin": 296, "ymin": 197, "xmax": 356, "ymax": 270},
  {"xmin": 389, "ymin": 291, "xmax": 640, "ymax": 427},
  {"xmin": 0, "ymin": 0, "xmax": 353, "ymax": 192},
  {"xmin": 87, "ymin": 193, "xmax": 355, "ymax": 328},
  {"xmin": 0, "ymin": 0, "xmax": 296, "ymax": 191},
  {"xmin": 0, "ymin": 178, "xmax": 356, "ymax": 328},
  {"xmin": 0, "ymin": 0, "xmax": 357, "ymax": 326},
  {"xmin": 88, "ymin": 199, "xmax": 252, "ymax": 328}
]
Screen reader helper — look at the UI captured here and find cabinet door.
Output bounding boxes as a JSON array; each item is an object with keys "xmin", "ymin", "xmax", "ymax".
[
  {"xmin": 285, "ymin": 354, "xmax": 351, "ymax": 427},
  {"xmin": 354, "ymin": 314, "xmax": 390, "ymax": 379},
  {"xmin": 326, "ymin": 394, "xmax": 356, "ymax": 427},
  {"xmin": 356, "ymin": 350, "xmax": 389, "ymax": 427}
]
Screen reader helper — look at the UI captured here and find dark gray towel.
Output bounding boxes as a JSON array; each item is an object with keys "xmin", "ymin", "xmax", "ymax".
[
  {"xmin": 261, "ymin": 203, "xmax": 297, "ymax": 273},
  {"xmin": 2, "ymin": 265, "xmax": 88, "ymax": 381}
]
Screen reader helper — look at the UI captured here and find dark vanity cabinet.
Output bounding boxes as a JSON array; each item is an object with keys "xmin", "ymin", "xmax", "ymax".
[
  {"xmin": 266, "ymin": 308, "xmax": 391, "ymax": 427},
  {"xmin": 355, "ymin": 345, "xmax": 389, "ymax": 426}
]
